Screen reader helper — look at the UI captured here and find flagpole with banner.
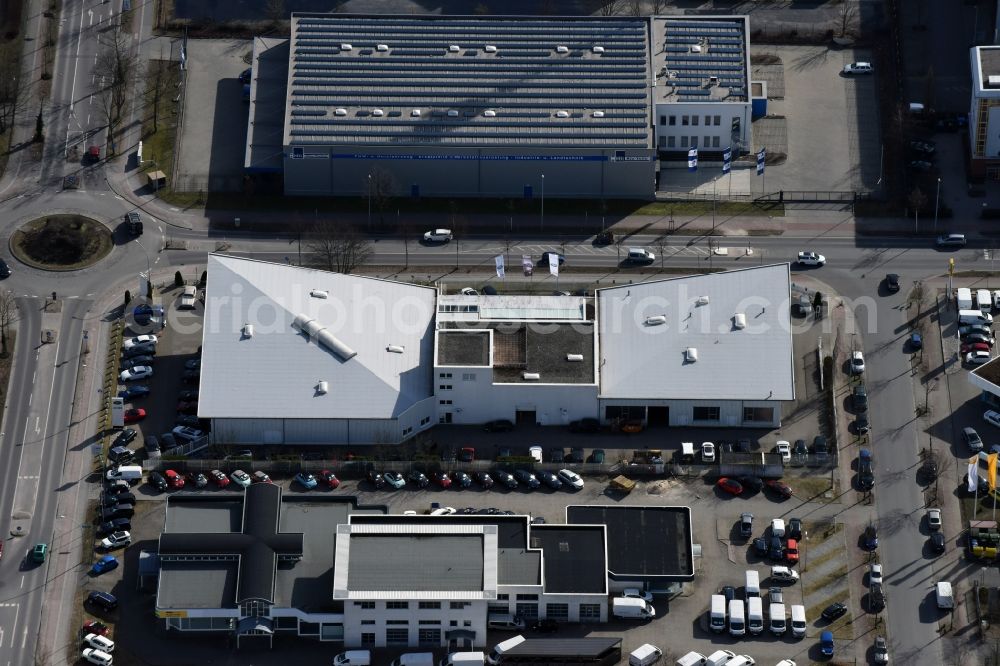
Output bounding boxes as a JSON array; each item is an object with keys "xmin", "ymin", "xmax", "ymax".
[
  {"xmin": 548, "ymin": 253, "xmax": 560, "ymax": 288},
  {"xmin": 970, "ymin": 455, "xmax": 981, "ymax": 519},
  {"xmin": 495, "ymin": 255, "xmax": 505, "ymax": 280},
  {"xmin": 989, "ymin": 452, "xmax": 998, "ymax": 520},
  {"xmin": 688, "ymin": 147, "xmax": 698, "ymax": 173},
  {"xmin": 722, "ymin": 146, "xmax": 732, "ymax": 197},
  {"xmin": 756, "ymin": 147, "xmax": 766, "ymax": 197}
]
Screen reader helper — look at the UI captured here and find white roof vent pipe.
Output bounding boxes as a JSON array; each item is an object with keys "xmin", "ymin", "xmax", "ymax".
[
  {"xmin": 592, "ymin": 46, "xmax": 605, "ymax": 54},
  {"xmin": 376, "ymin": 43, "xmax": 389, "ymax": 52},
  {"xmin": 484, "ymin": 110, "xmax": 497, "ymax": 117},
  {"xmin": 448, "ymin": 44, "xmax": 460, "ymax": 52},
  {"xmin": 734, "ymin": 313, "xmax": 747, "ymax": 329},
  {"xmin": 310, "ymin": 289, "xmax": 328, "ymax": 299},
  {"xmin": 484, "ymin": 45, "xmax": 497, "ymax": 53},
  {"xmin": 317, "ymin": 380, "xmax": 329, "ymax": 395},
  {"xmin": 696, "ymin": 295, "xmax": 710, "ymax": 306},
  {"xmin": 555, "ymin": 110, "xmax": 569, "ymax": 118},
  {"xmin": 685, "ymin": 347, "xmax": 698, "ymax": 363},
  {"xmin": 556, "ymin": 45, "xmax": 569, "ymax": 54},
  {"xmin": 566, "ymin": 354, "xmax": 584, "ymax": 362},
  {"xmin": 340, "ymin": 43, "xmax": 353, "ymax": 51},
  {"xmin": 522, "ymin": 372, "xmax": 541, "ymax": 380},
  {"xmin": 387, "ymin": 345, "xmax": 405, "ymax": 353},
  {"xmin": 644, "ymin": 315, "xmax": 667, "ymax": 326},
  {"xmin": 242, "ymin": 324, "xmax": 254, "ymax": 339}
]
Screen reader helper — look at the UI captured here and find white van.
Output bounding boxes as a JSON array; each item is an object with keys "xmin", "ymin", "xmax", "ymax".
[
  {"xmin": 769, "ymin": 602, "xmax": 786, "ymax": 634},
  {"xmin": 979, "ymin": 289, "xmax": 993, "ymax": 314},
  {"xmin": 105, "ymin": 465, "xmax": 143, "ymax": 483},
  {"xmin": 680, "ymin": 441, "xmax": 696, "ymax": 463},
  {"xmin": 957, "ymin": 287, "xmax": 973, "ymax": 311},
  {"xmin": 675, "ymin": 652, "xmax": 706, "ymax": 666},
  {"xmin": 725, "ymin": 657, "xmax": 754, "ymax": 666},
  {"xmin": 747, "ymin": 596, "xmax": 764, "ymax": 634},
  {"xmin": 390, "ymin": 654, "xmax": 435, "ymax": 666},
  {"xmin": 334, "ymin": 651, "xmax": 372, "ymax": 666},
  {"xmin": 487, "ymin": 636, "xmax": 525, "ymax": 666},
  {"xmin": 612, "ymin": 597, "xmax": 655, "ymax": 619},
  {"xmin": 628, "ymin": 644, "xmax": 662, "ymax": 666},
  {"xmin": 704, "ymin": 650, "xmax": 736, "ymax": 666},
  {"xmin": 709, "ymin": 594, "xmax": 727, "ymax": 632},
  {"xmin": 728, "ymin": 599, "xmax": 745, "ymax": 636},
  {"xmin": 744, "ymin": 569, "xmax": 760, "ymax": 598},
  {"xmin": 959, "ymin": 309, "xmax": 994, "ymax": 326},
  {"xmin": 439, "ymin": 652, "xmax": 485, "ymax": 666},
  {"xmin": 486, "ymin": 613, "xmax": 525, "ymax": 631},
  {"xmin": 627, "ymin": 248, "xmax": 655, "ymax": 264},
  {"xmin": 790, "ymin": 604, "xmax": 807, "ymax": 637}
]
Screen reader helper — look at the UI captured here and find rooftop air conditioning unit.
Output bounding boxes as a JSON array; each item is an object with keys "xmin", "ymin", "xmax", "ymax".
[
  {"xmin": 242, "ymin": 324, "xmax": 254, "ymax": 338},
  {"xmin": 376, "ymin": 44, "xmax": 389, "ymax": 52},
  {"xmin": 411, "ymin": 109, "xmax": 421, "ymax": 117},
  {"xmin": 484, "ymin": 110, "xmax": 497, "ymax": 117},
  {"xmin": 447, "ymin": 109, "xmax": 459, "ymax": 117},
  {"xmin": 709, "ymin": 76, "xmax": 719, "ymax": 84},
  {"xmin": 485, "ymin": 45, "xmax": 497, "ymax": 53},
  {"xmin": 317, "ymin": 380, "xmax": 328, "ymax": 395},
  {"xmin": 734, "ymin": 313, "xmax": 747, "ymax": 329},
  {"xmin": 340, "ymin": 43, "xmax": 353, "ymax": 51},
  {"xmin": 990, "ymin": 75, "xmax": 1000, "ymax": 87},
  {"xmin": 334, "ymin": 108, "xmax": 348, "ymax": 116},
  {"xmin": 644, "ymin": 315, "xmax": 667, "ymax": 326},
  {"xmin": 592, "ymin": 46, "xmax": 605, "ymax": 54},
  {"xmin": 449, "ymin": 44, "xmax": 460, "ymax": 52},
  {"xmin": 310, "ymin": 289, "xmax": 328, "ymax": 299},
  {"xmin": 523, "ymin": 372, "xmax": 541, "ymax": 380},
  {"xmin": 372, "ymin": 109, "xmax": 385, "ymax": 117},
  {"xmin": 593, "ymin": 111, "xmax": 605, "ymax": 118},
  {"xmin": 555, "ymin": 110, "xmax": 569, "ymax": 118},
  {"xmin": 556, "ymin": 45, "xmax": 569, "ymax": 54},
  {"xmin": 696, "ymin": 295, "xmax": 710, "ymax": 306},
  {"xmin": 566, "ymin": 354, "xmax": 584, "ymax": 362},
  {"xmin": 386, "ymin": 345, "xmax": 405, "ymax": 353},
  {"xmin": 685, "ymin": 347, "xmax": 698, "ymax": 363},
  {"xmin": 691, "ymin": 44, "xmax": 702, "ymax": 53}
]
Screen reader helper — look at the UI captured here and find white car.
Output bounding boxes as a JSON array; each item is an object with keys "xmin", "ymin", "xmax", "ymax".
[
  {"xmin": 701, "ymin": 441, "xmax": 715, "ymax": 462},
  {"xmin": 230, "ymin": 470, "xmax": 251, "ymax": 488},
  {"xmin": 850, "ymin": 351, "xmax": 865, "ymax": 375},
  {"xmin": 528, "ymin": 445, "xmax": 543, "ymax": 463},
  {"xmin": 100, "ymin": 530, "xmax": 131, "ymax": 550},
  {"xmin": 797, "ymin": 251, "xmax": 825, "ymax": 266},
  {"xmin": 557, "ymin": 469, "xmax": 584, "ymax": 489},
  {"xmin": 775, "ymin": 440, "xmax": 791, "ymax": 463},
  {"xmin": 120, "ymin": 366, "xmax": 153, "ymax": 382},
  {"xmin": 460, "ymin": 287, "xmax": 478, "ymax": 296},
  {"xmin": 430, "ymin": 506, "xmax": 457, "ymax": 516},
  {"xmin": 771, "ymin": 565, "xmax": 800, "ymax": 582},
  {"xmin": 869, "ymin": 562, "xmax": 883, "ymax": 585},
  {"xmin": 179, "ymin": 285, "xmax": 197, "ymax": 309},
  {"xmin": 81, "ymin": 648, "xmax": 113, "ymax": 666},
  {"xmin": 967, "ymin": 351, "xmax": 992, "ymax": 365},
  {"xmin": 123, "ymin": 335, "xmax": 157, "ymax": 350},
  {"xmin": 83, "ymin": 633, "xmax": 115, "ymax": 652},
  {"xmin": 771, "ymin": 518, "xmax": 785, "ymax": 537},
  {"xmin": 423, "ymin": 228, "xmax": 453, "ymax": 243},
  {"xmin": 984, "ymin": 410, "xmax": 1000, "ymax": 428},
  {"xmin": 843, "ymin": 61, "xmax": 873, "ymax": 75},
  {"xmin": 927, "ymin": 508, "xmax": 942, "ymax": 530},
  {"xmin": 622, "ymin": 588, "xmax": 653, "ymax": 603}
]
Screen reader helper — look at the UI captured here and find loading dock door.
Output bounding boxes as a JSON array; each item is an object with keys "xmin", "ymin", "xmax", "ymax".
[
  {"xmin": 516, "ymin": 410, "xmax": 536, "ymax": 425},
  {"xmin": 647, "ymin": 406, "xmax": 669, "ymax": 426}
]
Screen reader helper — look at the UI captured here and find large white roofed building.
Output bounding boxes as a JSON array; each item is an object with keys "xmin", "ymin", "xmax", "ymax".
[{"xmin": 199, "ymin": 254, "xmax": 437, "ymax": 445}]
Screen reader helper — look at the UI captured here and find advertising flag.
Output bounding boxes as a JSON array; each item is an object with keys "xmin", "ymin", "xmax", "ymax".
[
  {"xmin": 495, "ymin": 255, "xmax": 505, "ymax": 279},
  {"xmin": 756, "ymin": 148, "xmax": 766, "ymax": 175},
  {"xmin": 722, "ymin": 147, "xmax": 732, "ymax": 174},
  {"xmin": 548, "ymin": 253, "xmax": 560, "ymax": 277},
  {"xmin": 687, "ymin": 148, "xmax": 698, "ymax": 172},
  {"xmin": 521, "ymin": 255, "xmax": 533, "ymax": 277},
  {"xmin": 989, "ymin": 452, "xmax": 998, "ymax": 491},
  {"xmin": 969, "ymin": 456, "xmax": 980, "ymax": 493}
]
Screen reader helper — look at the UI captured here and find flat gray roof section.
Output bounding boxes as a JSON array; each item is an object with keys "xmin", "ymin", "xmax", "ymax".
[
  {"xmin": 497, "ymin": 548, "xmax": 541, "ymax": 586},
  {"xmin": 157, "ymin": 562, "xmax": 239, "ymax": 609},
  {"xmin": 274, "ymin": 500, "xmax": 352, "ymax": 611},
  {"xmin": 529, "ymin": 525, "xmax": 607, "ymax": 594},
  {"xmin": 246, "ymin": 37, "xmax": 290, "ymax": 173},
  {"xmin": 347, "ymin": 534, "xmax": 485, "ymax": 592},
  {"xmin": 566, "ymin": 505, "xmax": 694, "ymax": 580},
  {"xmin": 438, "ymin": 331, "xmax": 490, "ymax": 367},
  {"xmin": 165, "ymin": 499, "xmax": 243, "ymax": 533},
  {"xmin": 285, "ymin": 14, "xmax": 652, "ymax": 148},
  {"xmin": 349, "ymin": 514, "xmax": 530, "ymax": 549},
  {"xmin": 651, "ymin": 16, "xmax": 749, "ymax": 104},
  {"xmin": 978, "ymin": 47, "xmax": 1000, "ymax": 88},
  {"xmin": 492, "ymin": 323, "xmax": 595, "ymax": 385}
]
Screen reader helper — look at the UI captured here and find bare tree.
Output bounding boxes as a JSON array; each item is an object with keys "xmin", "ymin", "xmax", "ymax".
[
  {"xmin": 148, "ymin": 57, "xmax": 171, "ymax": 135},
  {"xmin": 94, "ymin": 22, "xmax": 136, "ymax": 154},
  {"xmin": 264, "ymin": 0, "xmax": 286, "ymax": 25},
  {"xmin": 0, "ymin": 43, "xmax": 27, "ymax": 135},
  {"xmin": 0, "ymin": 290, "xmax": 17, "ymax": 358},
  {"xmin": 654, "ymin": 237, "xmax": 668, "ymax": 270},
  {"xmin": 304, "ymin": 223, "xmax": 373, "ymax": 274},
  {"xmin": 649, "ymin": 0, "xmax": 666, "ymax": 14},
  {"xmin": 597, "ymin": 0, "xmax": 624, "ymax": 17},
  {"xmin": 838, "ymin": 0, "xmax": 859, "ymax": 39},
  {"xmin": 626, "ymin": 0, "xmax": 645, "ymax": 17},
  {"xmin": 369, "ymin": 168, "xmax": 396, "ymax": 229}
]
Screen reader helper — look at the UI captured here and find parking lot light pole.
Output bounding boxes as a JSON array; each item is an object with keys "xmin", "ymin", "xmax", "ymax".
[
  {"xmin": 133, "ymin": 237, "xmax": 151, "ymax": 280},
  {"xmin": 540, "ymin": 173, "xmax": 545, "ymax": 233},
  {"xmin": 934, "ymin": 177, "xmax": 941, "ymax": 233},
  {"xmin": 367, "ymin": 173, "xmax": 372, "ymax": 229}
]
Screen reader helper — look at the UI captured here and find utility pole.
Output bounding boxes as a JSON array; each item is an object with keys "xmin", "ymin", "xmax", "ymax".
[
  {"xmin": 540, "ymin": 173, "xmax": 545, "ymax": 233},
  {"xmin": 933, "ymin": 177, "xmax": 941, "ymax": 233}
]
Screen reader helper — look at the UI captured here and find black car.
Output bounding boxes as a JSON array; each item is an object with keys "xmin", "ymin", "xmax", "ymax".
[
  {"xmin": 855, "ymin": 411, "xmax": 870, "ymax": 435},
  {"xmin": 181, "ymin": 369, "xmax": 200, "ymax": 384},
  {"xmin": 787, "ymin": 518, "xmax": 802, "ymax": 539},
  {"xmin": 549, "ymin": 448, "xmax": 566, "ymax": 463},
  {"xmin": 105, "ymin": 479, "xmax": 131, "ymax": 494},
  {"xmin": 113, "ymin": 428, "xmax": 137, "ymax": 448},
  {"xmin": 148, "ymin": 471, "xmax": 169, "ymax": 492},
  {"xmin": 594, "ymin": 230, "xmax": 615, "ymax": 246},
  {"xmin": 108, "ymin": 446, "xmax": 134, "ymax": 464},
  {"xmin": 793, "ymin": 439, "xmax": 808, "ymax": 456},
  {"xmin": 965, "ymin": 428, "xmax": 984, "ymax": 453},
  {"xmin": 868, "ymin": 582, "xmax": 886, "ymax": 611},
  {"xmin": 739, "ymin": 512, "xmax": 753, "ymax": 538},
  {"xmin": 528, "ymin": 618, "xmax": 559, "ymax": 633},
  {"xmin": 538, "ymin": 470, "xmax": 562, "ymax": 490},
  {"xmin": 960, "ymin": 324, "xmax": 992, "ymax": 339},
  {"xmin": 753, "ymin": 537, "xmax": 768, "ymax": 557},
  {"xmin": 123, "ymin": 346, "xmax": 155, "ymax": 359},
  {"xmin": 175, "ymin": 414, "xmax": 203, "ymax": 428},
  {"xmin": 885, "ymin": 274, "xmax": 900, "ymax": 293},
  {"xmin": 568, "ymin": 447, "xmax": 585, "ymax": 463},
  {"xmin": 483, "ymin": 419, "xmax": 514, "ymax": 433},
  {"xmin": 721, "ymin": 585, "xmax": 736, "ymax": 604},
  {"xmin": 86, "ymin": 591, "xmax": 119, "ymax": 612},
  {"xmin": 863, "ymin": 524, "xmax": 879, "ymax": 550},
  {"xmin": 812, "ymin": 436, "xmax": 829, "ymax": 454},
  {"xmin": 738, "ymin": 476, "xmax": 764, "ymax": 493},
  {"xmin": 858, "ymin": 452, "xmax": 875, "ymax": 491},
  {"xmin": 821, "ymin": 602, "xmax": 848, "ymax": 621},
  {"xmin": 930, "ymin": 531, "xmax": 946, "ymax": 554},
  {"xmin": 451, "ymin": 471, "xmax": 473, "ymax": 488},
  {"xmin": 366, "ymin": 471, "xmax": 385, "ymax": 489},
  {"xmin": 768, "ymin": 536, "xmax": 784, "ymax": 560},
  {"xmin": 97, "ymin": 518, "xmax": 131, "ymax": 536},
  {"xmin": 178, "ymin": 389, "xmax": 199, "ymax": 401},
  {"xmin": 98, "ymin": 504, "xmax": 135, "ymax": 521},
  {"xmin": 102, "ymin": 491, "xmax": 136, "ymax": 505},
  {"xmin": 0, "ymin": 259, "xmax": 10, "ymax": 278},
  {"xmin": 238, "ymin": 67, "xmax": 252, "ymax": 84},
  {"xmin": 569, "ymin": 418, "xmax": 601, "ymax": 433},
  {"xmin": 408, "ymin": 471, "xmax": 429, "ymax": 488},
  {"xmin": 736, "ymin": 439, "xmax": 752, "ymax": 453},
  {"xmin": 853, "ymin": 385, "xmax": 868, "ymax": 411},
  {"xmin": 920, "ymin": 456, "xmax": 939, "ymax": 482},
  {"xmin": 513, "ymin": 469, "xmax": 540, "ymax": 489},
  {"xmin": 474, "ymin": 472, "xmax": 494, "ymax": 489},
  {"xmin": 493, "ymin": 469, "xmax": 518, "ymax": 489},
  {"xmin": 966, "ymin": 332, "xmax": 995, "ymax": 347},
  {"xmin": 539, "ymin": 251, "xmax": 565, "ymax": 266}
]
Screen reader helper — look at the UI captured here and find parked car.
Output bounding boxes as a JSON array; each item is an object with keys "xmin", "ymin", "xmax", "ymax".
[
  {"xmin": 884, "ymin": 273, "xmax": 900, "ymax": 292},
  {"xmin": 909, "ymin": 332, "xmax": 923, "ymax": 349},
  {"xmin": 961, "ymin": 342, "xmax": 991, "ymax": 354},
  {"xmin": 788, "ymin": 518, "xmax": 802, "ymax": 539},
  {"xmin": 909, "ymin": 140, "xmax": 935, "ymax": 155},
  {"xmin": 209, "ymin": 469, "xmax": 230, "ymax": 488},
  {"xmin": 123, "ymin": 335, "xmax": 157, "ymax": 350},
  {"xmin": 181, "ymin": 369, "xmax": 200, "ymax": 383},
  {"xmin": 230, "ymin": 470, "xmax": 251, "ymax": 488},
  {"xmin": 843, "ymin": 61, "xmax": 873, "ymax": 74},
  {"xmin": 120, "ymin": 366, "xmax": 152, "ymax": 382},
  {"xmin": 118, "ymin": 385, "xmax": 150, "ymax": 400},
  {"xmin": 320, "ymin": 470, "xmax": 340, "ymax": 488},
  {"xmin": 252, "ymin": 471, "xmax": 272, "ymax": 484},
  {"xmin": 97, "ymin": 518, "xmax": 131, "ymax": 536},
  {"xmin": 739, "ymin": 512, "xmax": 753, "ymax": 538},
  {"xmin": 985, "ymin": 410, "xmax": 1000, "ymax": 428},
  {"xmin": 147, "ymin": 471, "xmax": 169, "ymax": 492},
  {"xmin": 785, "ymin": 538, "xmax": 799, "ymax": 564},
  {"xmin": 557, "ymin": 469, "xmax": 585, "ymax": 489},
  {"xmin": 81, "ymin": 621, "xmax": 109, "ymax": 637},
  {"xmin": 451, "ymin": 471, "xmax": 473, "ymax": 488},
  {"xmin": 853, "ymin": 385, "xmax": 868, "ymax": 410},
  {"xmin": 383, "ymin": 471, "xmax": 406, "ymax": 489},
  {"xmin": 540, "ymin": 251, "xmax": 565, "ymax": 266},
  {"xmin": 90, "ymin": 555, "xmax": 119, "ymax": 575},
  {"xmin": 172, "ymin": 425, "xmax": 204, "ymax": 441},
  {"xmin": 964, "ymin": 427, "xmax": 984, "ymax": 453},
  {"xmin": 768, "ymin": 536, "xmax": 784, "ymax": 560},
  {"xmin": 927, "ymin": 508, "xmax": 942, "ymax": 530},
  {"xmin": 870, "ymin": 563, "xmax": 883, "ymax": 585},
  {"xmin": 294, "ymin": 472, "xmax": 318, "ymax": 489},
  {"xmin": 622, "ymin": 588, "xmax": 653, "ymax": 603},
  {"xmin": 537, "ymin": 470, "xmax": 561, "ymax": 490},
  {"xmin": 930, "ymin": 531, "xmax": 946, "ymax": 553},
  {"xmin": 820, "ymin": 630, "xmax": 835, "ymax": 657},
  {"xmin": 850, "ymin": 350, "xmax": 865, "ymax": 374},
  {"xmin": 855, "ymin": 411, "xmax": 870, "ymax": 434},
  {"xmin": 771, "ymin": 565, "xmax": 799, "ymax": 582},
  {"xmin": 753, "ymin": 537, "xmax": 768, "ymax": 557},
  {"xmin": 716, "ymin": 477, "xmax": 743, "ymax": 495},
  {"xmin": 407, "ymin": 470, "xmax": 429, "ymax": 488},
  {"xmin": 701, "ymin": 441, "xmax": 716, "ymax": 462},
  {"xmin": 873, "ymin": 635, "xmax": 889, "ymax": 664},
  {"xmin": 179, "ymin": 285, "xmax": 198, "ymax": 309},
  {"xmin": 775, "ymin": 441, "xmax": 790, "ymax": 463},
  {"xmin": 858, "ymin": 449, "xmax": 875, "ymax": 490},
  {"xmin": 764, "ymin": 479, "xmax": 793, "ymax": 498},
  {"xmin": 164, "ymin": 470, "xmax": 185, "ymax": 489},
  {"xmin": 120, "ymin": 356, "xmax": 154, "ymax": 369},
  {"xmin": 493, "ymin": 469, "xmax": 517, "ymax": 489},
  {"xmin": 366, "ymin": 471, "xmax": 385, "ymax": 489},
  {"xmin": 588, "ymin": 449, "xmax": 605, "ymax": 463},
  {"xmin": 821, "ymin": 602, "xmax": 847, "ymax": 621},
  {"xmin": 431, "ymin": 471, "xmax": 452, "ymax": 489},
  {"xmin": 868, "ymin": 582, "xmax": 885, "ymax": 611},
  {"xmin": 863, "ymin": 524, "xmax": 879, "ymax": 550},
  {"xmin": 549, "ymin": 448, "xmax": 566, "ymax": 463},
  {"xmin": 474, "ymin": 471, "xmax": 494, "ymax": 489},
  {"xmin": 513, "ymin": 469, "xmax": 540, "ymax": 489},
  {"xmin": 459, "ymin": 447, "xmax": 475, "ymax": 462},
  {"xmin": 86, "ymin": 591, "xmax": 118, "ymax": 612}
]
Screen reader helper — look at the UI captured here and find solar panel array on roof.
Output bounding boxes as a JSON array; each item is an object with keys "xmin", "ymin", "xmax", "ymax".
[
  {"xmin": 661, "ymin": 17, "xmax": 748, "ymax": 103},
  {"xmin": 286, "ymin": 14, "xmax": 651, "ymax": 148}
]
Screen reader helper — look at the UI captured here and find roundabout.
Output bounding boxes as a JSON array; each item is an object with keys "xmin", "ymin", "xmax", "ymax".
[{"xmin": 9, "ymin": 214, "xmax": 113, "ymax": 272}]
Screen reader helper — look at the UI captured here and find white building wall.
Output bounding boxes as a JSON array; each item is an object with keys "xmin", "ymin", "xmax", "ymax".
[
  {"xmin": 653, "ymin": 101, "xmax": 751, "ymax": 152},
  {"xmin": 343, "ymin": 600, "xmax": 488, "ymax": 648},
  {"xmin": 435, "ymin": 365, "xmax": 598, "ymax": 425},
  {"xmin": 599, "ymin": 398, "xmax": 781, "ymax": 428},
  {"xmin": 397, "ymin": 396, "xmax": 437, "ymax": 440},
  {"xmin": 209, "ymin": 418, "xmax": 285, "ymax": 445},
  {"xmin": 489, "ymin": 586, "xmax": 608, "ymax": 624}
]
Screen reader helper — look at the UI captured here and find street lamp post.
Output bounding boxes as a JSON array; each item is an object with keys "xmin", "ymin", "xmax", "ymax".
[
  {"xmin": 540, "ymin": 174, "xmax": 545, "ymax": 233},
  {"xmin": 934, "ymin": 177, "xmax": 941, "ymax": 233},
  {"xmin": 367, "ymin": 173, "xmax": 372, "ymax": 229},
  {"xmin": 712, "ymin": 177, "xmax": 717, "ymax": 233},
  {"xmin": 133, "ymin": 237, "xmax": 152, "ymax": 300}
]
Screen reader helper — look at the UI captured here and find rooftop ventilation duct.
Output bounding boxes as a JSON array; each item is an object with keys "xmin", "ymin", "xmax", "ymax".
[
  {"xmin": 292, "ymin": 314, "xmax": 357, "ymax": 361},
  {"xmin": 387, "ymin": 345, "xmax": 405, "ymax": 353},
  {"xmin": 592, "ymin": 46, "xmax": 605, "ymax": 54},
  {"xmin": 696, "ymin": 295, "xmax": 710, "ymax": 306},
  {"xmin": 334, "ymin": 108, "xmax": 347, "ymax": 116},
  {"xmin": 411, "ymin": 109, "xmax": 421, "ymax": 117},
  {"xmin": 566, "ymin": 354, "xmax": 584, "ymax": 362},
  {"xmin": 484, "ymin": 45, "xmax": 497, "ymax": 53},
  {"xmin": 555, "ymin": 110, "xmax": 569, "ymax": 118},
  {"xmin": 372, "ymin": 109, "xmax": 385, "ymax": 117},
  {"xmin": 242, "ymin": 324, "xmax": 254, "ymax": 339},
  {"xmin": 340, "ymin": 43, "xmax": 353, "ymax": 51},
  {"xmin": 556, "ymin": 45, "xmax": 569, "ymax": 54},
  {"xmin": 448, "ymin": 44, "xmax": 460, "ymax": 52},
  {"xmin": 317, "ymin": 380, "xmax": 328, "ymax": 395},
  {"xmin": 310, "ymin": 289, "xmax": 328, "ymax": 299},
  {"xmin": 376, "ymin": 44, "xmax": 389, "ymax": 52},
  {"xmin": 685, "ymin": 347, "xmax": 698, "ymax": 363},
  {"xmin": 644, "ymin": 315, "xmax": 666, "ymax": 326},
  {"xmin": 522, "ymin": 372, "xmax": 541, "ymax": 380},
  {"xmin": 593, "ymin": 111, "xmax": 605, "ymax": 118},
  {"xmin": 484, "ymin": 110, "xmax": 496, "ymax": 117},
  {"xmin": 733, "ymin": 313, "xmax": 747, "ymax": 329}
]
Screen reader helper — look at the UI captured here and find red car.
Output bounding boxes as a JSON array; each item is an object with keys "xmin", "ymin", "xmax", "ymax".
[
  {"xmin": 87, "ymin": 145, "xmax": 100, "ymax": 162},
  {"xmin": 716, "ymin": 477, "xmax": 743, "ymax": 496},
  {"xmin": 459, "ymin": 447, "xmax": 475, "ymax": 462},
  {"xmin": 176, "ymin": 401, "xmax": 198, "ymax": 414},
  {"xmin": 208, "ymin": 469, "xmax": 230, "ymax": 488},
  {"xmin": 164, "ymin": 469, "xmax": 185, "ymax": 489},
  {"xmin": 320, "ymin": 470, "xmax": 340, "ymax": 489},
  {"xmin": 431, "ymin": 471, "xmax": 452, "ymax": 489},
  {"xmin": 764, "ymin": 479, "xmax": 793, "ymax": 498},
  {"xmin": 123, "ymin": 408, "xmax": 146, "ymax": 423},
  {"xmin": 252, "ymin": 471, "xmax": 272, "ymax": 484},
  {"xmin": 786, "ymin": 538, "xmax": 799, "ymax": 564},
  {"xmin": 81, "ymin": 620, "xmax": 109, "ymax": 637},
  {"xmin": 961, "ymin": 342, "xmax": 991, "ymax": 354}
]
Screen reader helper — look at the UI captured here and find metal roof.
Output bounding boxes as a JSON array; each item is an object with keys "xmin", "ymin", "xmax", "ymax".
[
  {"xmin": 199, "ymin": 255, "xmax": 436, "ymax": 419},
  {"xmin": 652, "ymin": 16, "xmax": 749, "ymax": 104},
  {"xmin": 596, "ymin": 264, "xmax": 794, "ymax": 401},
  {"xmin": 285, "ymin": 14, "xmax": 651, "ymax": 148}
]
